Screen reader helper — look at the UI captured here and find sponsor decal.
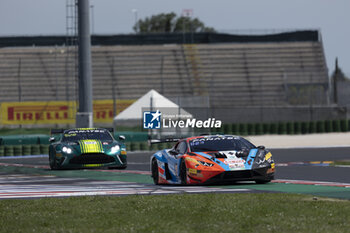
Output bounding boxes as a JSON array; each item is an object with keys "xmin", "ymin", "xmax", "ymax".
[
  {"xmin": 0, "ymin": 100, "xmax": 134, "ymax": 125},
  {"xmin": 226, "ymin": 159, "xmax": 246, "ymax": 170},
  {"xmin": 247, "ymin": 159, "xmax": 252, "ymax": 165},
  {"xmin": 83, "ymin": 164, "xmax": 103, "ymax": 167},
  {"xmin": 188, "ymin": 168, "xmax": 198, "ymax": 175},
  {"xmin": 93, "ymin": 99, "xmax": 134, "ymax": 123},
  {"xmin": 1, "ymin": 101, "xmax": 74, "ymax": 125},
  {"xmin": 265, "ymin": 152, "xmax": 273, "ymax": 163},
  {"xmin": 67, "ymin": 129, "xmax": 105, "ymax": 134},
  {"xmin": 219, "ymin": 151, "xmax": 245, "ymax": 170},
  {"xmin": 84, "ymin": 141, "xmax": 97, "ymax": 145},
  {"xmin": 265, "ymin": 152, "xmax": 272, "ymax": 160},
  {"xmin": 158, "ymin": 166, "xmax": 165, "ymax": 175},
  {"xmin": 190, "ymin": 136, "xmax": 237, "ymax": 145}
]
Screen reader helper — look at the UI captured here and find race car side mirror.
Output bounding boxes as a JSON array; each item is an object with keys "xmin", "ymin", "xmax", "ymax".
[
  {"xmin": 49, "ymin": 137, "xmax": 56, "ymax": 143},
  {"xmin": 257, "ymin": 145, "xmax": 265, "ymax": 150},
  {"xmin": 118, "ymin": 135, "xmax": 126, "ymax": 141}
]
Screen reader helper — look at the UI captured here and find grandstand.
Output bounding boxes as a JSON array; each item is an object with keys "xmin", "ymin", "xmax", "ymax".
[{"xmin": 0, "ymin": 30, "xmax": 329, "ymax": 109}]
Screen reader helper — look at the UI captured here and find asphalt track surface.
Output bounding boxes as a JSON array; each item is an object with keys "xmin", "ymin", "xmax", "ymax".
[{"xmin": 1, "ymin": 147, "xmax": 350, "ymax": 199}]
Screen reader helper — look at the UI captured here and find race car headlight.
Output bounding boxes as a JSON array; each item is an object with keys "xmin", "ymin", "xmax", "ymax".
[
  {"xmin": 110, "ymin": 145, "xmax": 120, "ymax": 154},
  {"xmin": 62, "ymin": 146, "xmax": 72, "ymax": 154},
  {"xmin": 255, "ymin": 152, "xmax": 273, "ymax": 165},
  {"xmin": 257, "ymin": 150, "xmax": 266, "ymax": 158},
  {"xmin": 198, "ymin": 160, "xmax": 214, "ymax": 167}
]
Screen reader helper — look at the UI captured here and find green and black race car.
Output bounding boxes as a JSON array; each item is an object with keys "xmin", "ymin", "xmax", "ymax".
[{"xmin": 49, "ymin": 128, "xmax": 127, "ymax": 170}]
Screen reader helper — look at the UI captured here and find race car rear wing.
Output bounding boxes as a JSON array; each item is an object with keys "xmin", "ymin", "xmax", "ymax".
[
  {"xmin": 106, "ymin": 128, "xmax": 114, "ymax": 133},
  {"xmin": 148, "ymin": 138, "xmax": 181, "ymax": 145},
  {"xmin": 50, "ymin": 129, "xmax": 64, "ymax": 135}
]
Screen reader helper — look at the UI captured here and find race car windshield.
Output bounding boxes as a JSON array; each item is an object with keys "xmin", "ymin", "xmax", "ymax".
[
  {"xmin": 189, "ymin": 136, "xmax": 255, "ymax": 152},
  {"xmin": 62, "ymin": 130, "xmax": 113, "ymax": 142}
]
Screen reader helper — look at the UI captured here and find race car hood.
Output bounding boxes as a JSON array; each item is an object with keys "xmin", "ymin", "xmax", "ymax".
[
  {"xmin": 78, "ymin": 139, "xmax": 104, "ymax": 153},
  {"xmin": 191, "ymin": 149, "xmax": 259, "ymax": 171}
]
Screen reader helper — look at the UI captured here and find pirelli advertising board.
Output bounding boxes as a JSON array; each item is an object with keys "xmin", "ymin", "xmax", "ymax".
[{"xmin": 0, "ymin": 100, "xmax": 134, "ymax": 125}]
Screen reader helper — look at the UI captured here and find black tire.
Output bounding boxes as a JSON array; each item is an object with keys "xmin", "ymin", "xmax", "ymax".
[
  {"xmin": 49, "ymin": 153, "xmax": 59, "ymax": 170},
  {"xmin": 151, "ymin": 159, "xmax": 159, "ymax": 185},
  {"xmin": 255, "ymin": 179, "xmax": 271, "ymax": 184},
  {"xmin": 180, "ymin": 160, "xmax": 187, "ymax": 185}
]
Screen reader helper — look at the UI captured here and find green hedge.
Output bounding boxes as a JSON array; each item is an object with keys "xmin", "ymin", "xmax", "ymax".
[
  {"xmin": 238, "ymin": 123, "xmax": 248, "ymax": 135},
  {"xmin": 286, "ymin": 122, "xmax": 294, "ymax": 134},
  {"xmin": 22, "ymin": 145, "xmax": 31, "ymax": 155},
  {"xmin": 269, "ymin": 123, "xmax": 278, "ymax": 134},
  {"xmin": 316, "ymin": 121, "xmax": 325, "ymax": 133},
  {"xmin": 232, "ymin": 124, "xmax": 238, "ymax": 135},
  {"xmin": 40, "ymin": 145, "xmax": 49, "ymax": 154},
  {"xmin": 294, "ymin": 122, "xmax": 302, "ymax": 134},
  {"xmin": 309, "ymin": 121, "xmax": 317, "ymax": 134},
  {"xmin": 0, "ymin": 146, "xmax": 4, "ymax": 156},
  {"xmin": 263, "ymin": 123, "xmax": 270, "ymax": 134},
  {"xmin": 223, "ymin": 124, "xmax": 232, "ymax": 134},
  {"xmin": 325, "ymin": 120, "xmax": 333, "ymax": 132},
  {"xmin": 2, "ymin": 119, "xmax": 350, "ymax": 153},
  {"xmin": 247, "ymin": 123, "xmax": 255, "ymax": 135},
  {"xmin": 4, "ymin": 146, "xmax": 14, "ymax": 156},
  {"xmin": 278, "ymin": 122, "xmax": 287, "ymax": 134},
  {"xmin": 341, "ymin": 119, "xmax": 348, "ymax": 132},
  {"xmin": 255, "ymin": 123, "xmax": 263, "ymax": 135},
  {"xmin": 333, "ymin": 120, "xmax": 341, "ymax": 132},
  {"xmin": 13, "ymin": 145, "xmax": 22, "ymax": 156},
  {"xmin": 301, "ymin": 122, "xmax": 309, "ymax": 134}
]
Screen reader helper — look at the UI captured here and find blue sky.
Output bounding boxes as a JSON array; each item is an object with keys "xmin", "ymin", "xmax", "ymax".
[{"xmin": 0, "ymin": 0, "xmax": 349, "ymax": 75}]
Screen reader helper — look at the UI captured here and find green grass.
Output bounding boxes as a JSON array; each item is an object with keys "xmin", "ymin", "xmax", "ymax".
[
  {"xmin": 332, "ymin": 160, "xmax": 350, "ymax": 166},
  {"xmin": 0, "ymin": 193, "xmax": 349, "ymax": 233}
]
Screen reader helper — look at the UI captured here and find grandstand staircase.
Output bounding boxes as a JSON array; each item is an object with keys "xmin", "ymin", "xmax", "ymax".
[{"xmin": 182, "ymin": 44, "xmax": 208, "ymax": 96}]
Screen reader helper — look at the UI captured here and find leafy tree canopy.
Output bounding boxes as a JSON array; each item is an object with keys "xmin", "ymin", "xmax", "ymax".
[{"xmin": 133, "ymin": 12, "xmax": 215, "ymax": 33}]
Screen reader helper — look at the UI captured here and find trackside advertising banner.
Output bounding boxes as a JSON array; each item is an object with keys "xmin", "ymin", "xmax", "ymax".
[{"xmin": 0, "ymin": 100, "xmax": 134, "ymax": 125}]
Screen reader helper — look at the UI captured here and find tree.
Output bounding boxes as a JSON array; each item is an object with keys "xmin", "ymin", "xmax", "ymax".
[{"xmin": 133, "ymin": 12, "xmax": 215, "ymax": 33}]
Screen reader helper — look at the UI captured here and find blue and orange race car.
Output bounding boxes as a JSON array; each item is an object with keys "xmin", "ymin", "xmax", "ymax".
[{"xmin": 150, "ymin": 135, "xmax": 275, "ymax": 185}]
